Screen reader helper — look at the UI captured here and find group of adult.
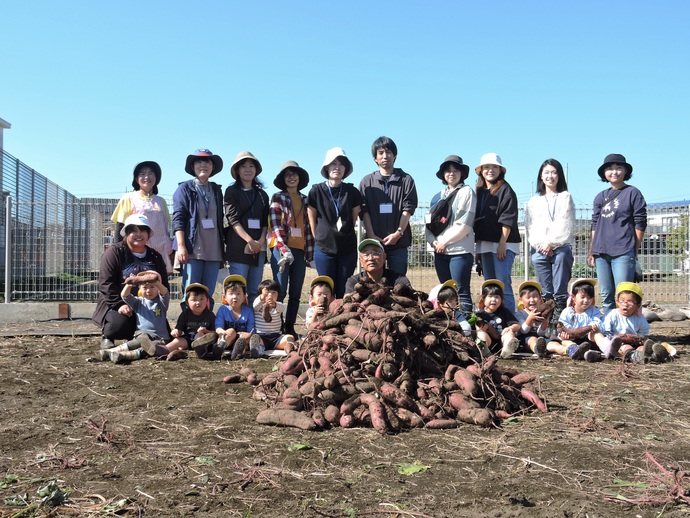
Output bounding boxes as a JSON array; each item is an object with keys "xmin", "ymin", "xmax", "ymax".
[
  {"xmin": 426, "ymin": 151, "xmax": 646, "ymax": 321},
  {"xmin": 93, "ymin": 139, "xmax": 646, "ymax": 346}
]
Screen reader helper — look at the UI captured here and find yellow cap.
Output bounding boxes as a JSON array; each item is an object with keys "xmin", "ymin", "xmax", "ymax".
[
  {"xmin": 615, "ymin": 281, "xmax": 642, "ymax": 299},
  {"xmin": 518, "ymin": 280, "xmax": 541, "ymax": 294},
  {"xmin": 481, "ymin": 279, "xmax": 505, "ymax": 292},
  {"xmin": 223, "ymin": 274, "xmax": 246, "ymax": 288},
  {"xmin": 311, "ymin": 275, "xmax": 334, "ymax": 291}
]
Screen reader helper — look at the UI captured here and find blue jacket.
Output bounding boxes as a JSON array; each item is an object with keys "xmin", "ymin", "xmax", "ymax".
[{"xmin": 172, "ymin": 179, "xmax": 225, "ymax": 252}]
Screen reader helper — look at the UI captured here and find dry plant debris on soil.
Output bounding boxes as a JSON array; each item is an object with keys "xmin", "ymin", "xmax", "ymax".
[{"xmin": 0, "ymin": 320, "xmax": 688, "ymax": 516}]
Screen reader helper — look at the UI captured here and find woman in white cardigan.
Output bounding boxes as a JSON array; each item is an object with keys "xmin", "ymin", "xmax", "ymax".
[
  {"xmin": 525, "ymin": 158, "xmax": 575, "ymax": 322},
  {"xmin": 425, "ymin": 155, "xmax": 476, "ymax": 314}
]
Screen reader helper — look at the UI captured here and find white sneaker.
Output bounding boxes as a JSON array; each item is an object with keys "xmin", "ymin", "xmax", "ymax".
[{"xmin": 500, "ymin": 338, "xmax": 519, "ymax": 359}]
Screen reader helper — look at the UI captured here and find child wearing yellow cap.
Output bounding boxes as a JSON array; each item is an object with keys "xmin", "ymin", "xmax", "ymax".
[{"xmin": 591, "ymin": 282, "xmax": 668, "ymax": 362}]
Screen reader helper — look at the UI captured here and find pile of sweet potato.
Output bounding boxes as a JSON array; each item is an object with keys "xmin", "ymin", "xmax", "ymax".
[{"xmin": 226, "ymin": 277, "xmax": 547, "ymax": 433}]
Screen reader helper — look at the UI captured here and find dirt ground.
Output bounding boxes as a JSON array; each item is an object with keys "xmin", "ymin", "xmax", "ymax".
[{"xmin": 0, "ymin": 320, "xmax": 689, "ymax": 518}]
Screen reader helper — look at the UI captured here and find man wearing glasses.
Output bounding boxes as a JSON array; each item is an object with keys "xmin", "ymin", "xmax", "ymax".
[{"xmin": 344, "ymin": 239, "xmax": 412, "ymax": 294}]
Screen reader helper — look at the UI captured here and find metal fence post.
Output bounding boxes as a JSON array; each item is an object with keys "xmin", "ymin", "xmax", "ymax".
[{"xmin": 4, "ymin": 195, "xmax": 11, "ymax": 303}]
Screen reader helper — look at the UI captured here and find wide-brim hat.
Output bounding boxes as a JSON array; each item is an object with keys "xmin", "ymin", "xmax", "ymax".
[
  {"xmin": 121, "ymin": 213, "xmax": 153, "ymax": 237},
  {"xmin": 436, "ymin": 155, "xmax": 470, "ymax": 181},
  {"xmin": 569, "ymin": 278, "xmax": 597, "ymax": 292},
  {"xmin": 321, "ymin": 147, "xmax": 353, "ymax": 179},
  {"xmin": 132, "ymin": 161, "xmax": 162, "ymax": 193},
  {"xmin": 231, "ymin": 151, "xmax": 262, "ymax": 180},
  {"xmin": 428, "ymin": 279, "xmax": 458, "ymax": 310},
  {"xmin": 475, "ymin": 152, "xmax": 506, "ymax": 175},
  {"xmin": 185, "ymin": 283, "xmax": 209, "ymax": 298},
  {"xmin": 311, "ymin": 275, "xmax": 335, "ymax": 291},
  {"xmin": 481, "ymin": 279, "xmax": 505, "ymax": 293},
  {"xmin": 616, "ymin": 281, "xmax": 642, "ymax": 300},
  {"xmin": 358, "ymin": 238, "xmax": 385, "ymax": 253},
  {"xmin": 274, "ymin": 160, "xmax": 309, "ymax": 191},
  {"xmin": 597, "ymin": 153, "xmax": 633, "ymax": 177},
  {"xmin": 185, "ymin": 149, "xmax": 223, "ymax": 177},
  {"xmin": 518, "ymin": 280, "xmax": 542, "ymax": 294},
  {"xmin": 223, "ymin": 274, "xmax": 247, "ymax": 288}
]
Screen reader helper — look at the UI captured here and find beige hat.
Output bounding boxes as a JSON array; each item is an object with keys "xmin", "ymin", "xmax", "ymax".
[
  {"xmin": 321, "ymin": 147, "xmax": 353, "ymax": 179},
  {"xmin": 230, "ymin": 151, "xmax": 262, "ymax": 180},
  {"xmin": 475, "ymin": 152, "xmax": 506, "ymax": 174}
]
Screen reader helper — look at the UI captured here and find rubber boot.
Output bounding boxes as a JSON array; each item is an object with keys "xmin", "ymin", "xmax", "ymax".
[{"xmin": 110, "ymin": 349, "xmax": 142, "ymax": 363}]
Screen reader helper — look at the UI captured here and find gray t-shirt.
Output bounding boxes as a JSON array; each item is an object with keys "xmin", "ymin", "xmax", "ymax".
[
  {"xmin": 124, "ymin": 293, "xmax": 171, "ymax": 340},
  {"xmin": 193, "ymin": 184, "xmax": 223, "ymax": 261}
]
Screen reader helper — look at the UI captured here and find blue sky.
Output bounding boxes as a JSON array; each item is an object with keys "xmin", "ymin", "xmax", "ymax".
[{"xmin": 2, "ymin": 1, "xmax": 689, "ymax": 209}]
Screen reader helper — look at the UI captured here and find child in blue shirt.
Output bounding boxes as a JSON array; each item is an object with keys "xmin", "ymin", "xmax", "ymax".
[{"xmin": 215, "ymin": 275, "xmax": 260, "ymax": 360}]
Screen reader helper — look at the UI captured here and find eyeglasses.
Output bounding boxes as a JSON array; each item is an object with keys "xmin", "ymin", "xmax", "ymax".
[
  {"xmin": 616, "ymin": 298, "xmax": 637, "ymax": 307},
  {"xmin": 138, "ymin": 171, "xmax": 156, "ymax": 178},
  {"xmin": 361, "ymin": 252, "xmax": 383, "ymax": 259}
]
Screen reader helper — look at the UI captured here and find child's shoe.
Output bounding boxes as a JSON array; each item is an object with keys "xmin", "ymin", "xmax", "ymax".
[
  {"xmin": 534, "ymin": 337, "xmax": 547, "ymax": 358},
  {"xmin": 624, "ymin": 349, "xmax": 644, "ymax": 363},
  {"xmin": 643, "ymin": 339, "xmax": 655, "ymax": 362},
  {"xmin": 192, "ymin": 333, "xmax": 217, "ymax": 359},
  {"xmin": 97, "ymin": 349, "xmax": 111, "ymax": 361},
  {"xmin": 138, "ymin": 335, "xmax": 158, "ymax": 357},
  {"xmin": 100, "ymin": 336, "xmax": 115, "ymax": 349},
  {"xmin": 651, "ymin": 343, "xmax": 671, "ymax": 363},
  {"xmin": 110, "ymin": 349, "xmax": 142, "ymax": 364},
  {"xmin": 500, "ymin": 338, "xmax": 519, "ymax": 359},
  {"xmin": 567, "ymin": 341, "xmax": 592, "ymax": 361},
  {"xmin": 230, "ymin": 337, "xmax": 247, "ymax": 360},
  {"xmin": 249, "ymin": 334, "xmax": 263, "ymax": 358},
  {"xmin": 609, "ymin": 337, "xmax": 623, "ymax": 359},
  {"xmin": 584, "ymin": 350, "xmax": 603, "ymax": 363}
]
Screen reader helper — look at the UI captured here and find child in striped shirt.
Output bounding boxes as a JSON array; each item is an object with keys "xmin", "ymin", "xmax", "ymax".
[{"xmin": 253, "ymin": 279, "xmax": 296, "ymax": 354}]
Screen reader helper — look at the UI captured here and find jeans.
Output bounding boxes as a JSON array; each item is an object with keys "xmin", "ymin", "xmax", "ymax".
[
  {"xmin": 385, "ymin": 247, "xmax": 409, "ymax": 276},
  {"xmin": 480, "ymin": 250, "xmax": 516, "ymax": 313},
  {"xmin": 182, "ymin": 259, "xmax": 222, "ymax": 310},
  {"xmin": 313, "ymin": 246, "xmax": 357, "ymax": 299},
  {"xmin": 531, "ymin": 245, "xmax": 574, "ymax": 303},
  {"xmin": 270, "ymin": 247, "xmax": 306, "ymax": 325},
  {"xmin": 229, "ymin": 252, "xmax": 266, "ymax": 307},
  {"xmin": 434, "ymin": 252, "xmax": 474, "ymax": 313},
  {"xmin": 595, "ymin": 251, "xmax": 636, "ymax": 314}
]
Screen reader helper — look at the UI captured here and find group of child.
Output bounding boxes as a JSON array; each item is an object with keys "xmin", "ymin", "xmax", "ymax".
[
  {"xmin": 99, "ymin": 270, "xmax": 336, "ymax": 363},
  {"xmin": 430, "ymin": 276, "xmax": 672, "ymax": 364},
  {"xmin": 99, "ymin": 267, "xmax": 672, "ymax": 366}
]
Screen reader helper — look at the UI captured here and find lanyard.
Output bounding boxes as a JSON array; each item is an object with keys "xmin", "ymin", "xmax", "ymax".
[
  {"xmin": 327, "ymin": 183, "xmax": 342, "ymax": 218},
  {"xmin": 242, "ymin": 188, "xmax": 256, "ymax": 218},
  {"xmin": 546, "ymin": 193, "xmax": 558, "ymax": 222},
  {"xmin": 195, "ymin": 182, "xmax": 211, "ymax": 217},
  {"xmin": 290, "ymin": 194, "xmax": 303, "ymax": 225}
]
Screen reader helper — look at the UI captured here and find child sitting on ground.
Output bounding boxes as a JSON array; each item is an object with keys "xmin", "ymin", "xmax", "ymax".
[
  {"xmin": 475, "ymin": 279, "xmax": 520, "ymax": 359},
  {"xmin": 215, "ymin": 275, "xmax": 261, "ymax": 360},
  {"xmin": 428, "ymin": 280, "xmax": 472, "ymax": 336},
  {"xmin": 306, "ymin": 276, "xmax": 335, "ymax": 329},
  {"xmin": 253, "ymin": 279, "xmax": 295, "ymax": 355},
  {"xmin": 591, "ymin": 282, "xmax": 669, "ymax": 363},
  {"xmin": 514, "ymin": 281, "xmax": 554, "ymax": 358},
  {"xmin": 166, "ymin": 283, "xmax": 217, "ymax": 359},
  {"xmin": 556, "ymin": 278, "xmax": 603, "ymax": 362},
  {"xmin": 101, "ymin": 271, "xmax": 172, "ymax": 363}
]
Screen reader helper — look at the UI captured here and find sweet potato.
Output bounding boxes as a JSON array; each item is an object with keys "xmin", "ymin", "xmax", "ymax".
[
  {"xmin": 394, "ymin": 408, "xmax": 424, "ymax": 428},
  {"xmin": 256, "ymin": 409, "xmax": 317, "ymax": 430},
  {"xmin": 425, "ymin": 419, "xmax": 460, "ymax": 429},
  {"xmin": 456, "ymin": 408, "xmax": 494, "ymax": 427},
  {"xmin": 223, "ymin": 374, "xmax": 245, "ymax": 384},
  {"xmin": 359, "ymin": 393, "xmax": 389, "ymax": 434},
  {"xmin": 510, "ymin": 372, "xmax": 537, "ymax": 386},
  {"xmin": 323, "ymin": 405, "xmax": 341, "ymax": 425},
  {"xmin": 448, "ymin": 392, "xmax": 481, "ymax": 411},
  {"xmin": 312, "ymin": 409, "xmax": 328, "ymax": 429},
  {"xmin": 339, "ymin": 413, "xmax": 355, "ymax": 428},
  {"xmin": 453, "ymin": 368, "xmax": 479, "ymax": 398},
  {"xmin": 280, "ymin": 353, "xmax": 306, "ymax": 375},
  {"xmin": 520, "ymin": 386, "xmax": 547, "ymax": 412}
]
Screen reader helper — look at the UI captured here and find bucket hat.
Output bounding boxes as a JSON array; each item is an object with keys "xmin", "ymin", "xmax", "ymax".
[
  {"xmin": 132, "ymin": 161, "xmax": 162, "ymax": 194},
  {"xmin": 121, "ymin": 214, "xmax": 153, "ymax": 237},
  {"xmin": 597, "ymin": 153, "xmax": 633, "ymax": 179},
  {"xmin": 231, "ymin": 151, "xmax": 262, "ymax": 180},
  {"xmin": 185, "ymin": 149, "xmax": 223, "ymax": 177},
  {"xmin": 475, "ymin": 153, "xmax": 506, "ymax": 175},
  {"xmin": 436, "ymin": 155, "xmax": 470, "ymax": 182},
  {"xmin": 321, "ymin": 147, "xmax": 353, "ymax": 179},
  {"xmin": 274, "ymin": 160, "xmax": 309, "ymax": 191}
]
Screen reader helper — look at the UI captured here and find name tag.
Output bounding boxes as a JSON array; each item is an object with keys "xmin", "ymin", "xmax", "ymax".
[
  {"xmin": 380, "ymin": 203, "xmax": 393, "ymax": 214},
  {"xmin": 424, "ymin": 213, "xmax": 431, "ymax": 224},
  {"xmin": 290, "ymin": 227, "xmax": 302, "ymax": 238},
  {"xmin": 201, "ymin": 218, "xmax": 215, "ymax": 229},
  {"xmin": 336, "ymin": 218, "xmax": 343, "ymax": 231},
  {"xmin": 247, "ymin": 218, "xmax": 261, "ymax": 229}
]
